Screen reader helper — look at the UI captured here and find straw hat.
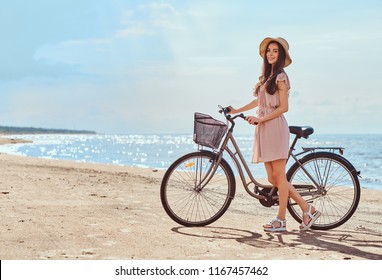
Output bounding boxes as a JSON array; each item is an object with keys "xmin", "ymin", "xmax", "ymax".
[{"xmin": 259, "ymin": 37, "xmax": 292, "ymax": 67}]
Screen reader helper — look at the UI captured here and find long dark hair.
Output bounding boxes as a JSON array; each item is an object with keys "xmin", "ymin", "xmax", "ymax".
[{"xmin": 255, "ymin": 41, "xmax": 286, "ymax": 95}]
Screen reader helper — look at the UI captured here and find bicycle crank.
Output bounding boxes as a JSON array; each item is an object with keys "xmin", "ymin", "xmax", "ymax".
[{"xmin": 258, "ymin": 188, "xmax": 279, "ymax": 207}]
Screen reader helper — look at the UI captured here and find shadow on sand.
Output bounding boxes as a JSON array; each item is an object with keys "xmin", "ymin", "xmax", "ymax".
[{"xmin": 172, "ymin": 226, "xmax": 382, "ymax": 260}]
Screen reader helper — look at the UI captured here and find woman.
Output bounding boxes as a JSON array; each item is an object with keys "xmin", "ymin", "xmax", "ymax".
[{"xmin": 229, "ymin": 37, "xmax": 321, "ymax": 232}]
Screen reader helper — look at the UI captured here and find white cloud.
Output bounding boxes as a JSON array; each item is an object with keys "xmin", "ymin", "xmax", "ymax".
[
  {"xmin": 142, "ymin": 2, "xmax": 182, "ymax": 29},
  {"xmin": 116, "ymin": 24, "xmax": 154, "ymax": 37}
]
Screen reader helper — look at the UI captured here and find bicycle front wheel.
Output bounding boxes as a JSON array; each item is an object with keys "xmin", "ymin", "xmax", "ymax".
[
  {"xmin": 287, "ymin": 152, "xmax": 360, "ymax": 230},
  {"xmin": 160, "ymin": 151, "xmax": 236, "ymax": 227}
]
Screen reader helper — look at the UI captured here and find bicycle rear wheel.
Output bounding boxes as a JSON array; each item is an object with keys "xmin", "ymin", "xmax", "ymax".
[
  {"xmin": 160, "ymin": 150, "xmax": 235, "ymax": 227},
  {"xmin": 287, "ymin": 152, "xmax": 360, "ymax": 230}
]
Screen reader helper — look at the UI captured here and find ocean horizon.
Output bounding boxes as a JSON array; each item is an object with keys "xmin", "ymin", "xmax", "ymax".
[{"xmin": 0, "ymin": 133, "xmax": 381, "ymax": 191}]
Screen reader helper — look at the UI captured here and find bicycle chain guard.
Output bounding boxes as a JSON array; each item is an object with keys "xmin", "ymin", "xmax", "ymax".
[{"xmin": 258, "ymin": 187, "xmax": 279, "ymax": 207}]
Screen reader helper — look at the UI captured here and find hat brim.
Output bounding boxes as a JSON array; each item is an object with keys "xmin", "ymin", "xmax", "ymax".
[{"xmin": 259, "ymin": 37, "xmax": 292, "ymax": 67}]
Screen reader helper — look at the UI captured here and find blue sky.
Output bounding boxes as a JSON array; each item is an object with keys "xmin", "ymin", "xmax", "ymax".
[{"xmin": 1, "ymin": 0, "xmax": 381, "ymax": 134}]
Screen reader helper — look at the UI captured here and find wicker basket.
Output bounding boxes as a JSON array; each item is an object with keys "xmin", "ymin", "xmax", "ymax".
[{"xmin": 193, "ymin": 113, "xmax": 227, "ymax": 149}]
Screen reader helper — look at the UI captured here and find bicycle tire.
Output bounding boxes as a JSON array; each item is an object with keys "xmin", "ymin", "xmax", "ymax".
[
  {"xmin": 160, "ymin": 150, "xmax": 236, "ymax": 227},
  {"xmin": 287, "ymin": 152, "xmax": 360, "ymax": 230}
]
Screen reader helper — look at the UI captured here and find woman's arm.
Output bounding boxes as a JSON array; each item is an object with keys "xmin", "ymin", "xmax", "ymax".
[
  {"xmin": 246, "ymin": 81, "xmax": 288, "ymax": 125},
  {"xmin": 229, "ymin": 99, "xmax": 258, "ymax": 114}
]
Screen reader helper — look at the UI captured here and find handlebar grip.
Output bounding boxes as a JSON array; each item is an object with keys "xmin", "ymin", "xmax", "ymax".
[
  {"xmin": 244, "ymin": 115, "xmax": 258, "ymax": 125},
  {"xmin": 218, "ymin": 105, "xmax": 232, "ymax": 115},
  {"xmin": 218, "ymin": 105, "xmax": 257, "ymax": 124}
]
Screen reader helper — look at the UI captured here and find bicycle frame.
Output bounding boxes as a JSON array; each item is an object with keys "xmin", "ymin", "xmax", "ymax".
[{"xmin": 219, "ymin": 131, "xmax": 272, "ymax": 197}]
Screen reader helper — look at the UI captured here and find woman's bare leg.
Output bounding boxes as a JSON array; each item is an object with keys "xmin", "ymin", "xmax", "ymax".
[{"xmin": 263, "ymin": 159, "xmax": 315, "ymax": 229}]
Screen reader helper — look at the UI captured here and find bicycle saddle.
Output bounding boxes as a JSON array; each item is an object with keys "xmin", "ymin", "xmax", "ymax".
[{"xmin": 289, "ymin": 126, "xmax": 314, "ymax": 139}]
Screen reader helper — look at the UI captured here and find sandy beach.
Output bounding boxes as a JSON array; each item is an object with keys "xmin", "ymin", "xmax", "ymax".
[{"xmin": 0, "ymin": 136, "xmax": 381, "ymax": 260}]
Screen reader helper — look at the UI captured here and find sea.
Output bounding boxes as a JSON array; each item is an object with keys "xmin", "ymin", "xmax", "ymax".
[{"xmin": 0, "ymin": 133, "xmax": 381, "ymax": 191}]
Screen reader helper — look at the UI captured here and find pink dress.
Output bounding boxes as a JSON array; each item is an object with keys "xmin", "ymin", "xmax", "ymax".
[{"xmin": 252, "ymin": 72, "xmax": 290, "ymax": 163}]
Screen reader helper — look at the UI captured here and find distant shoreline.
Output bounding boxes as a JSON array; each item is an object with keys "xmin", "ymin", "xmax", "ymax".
[
  {"xmin": 0, "ymin": 125, "xmax": 96, "ymax": 135},
  {"xmin": 0, "ymin": 136, "xmax": 33, "ymax": 145}
]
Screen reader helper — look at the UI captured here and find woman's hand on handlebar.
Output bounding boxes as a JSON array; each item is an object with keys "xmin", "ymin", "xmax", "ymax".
[
  {"xmin": 227, "ymin": 106, "xmax": 239, "ymax": 114},
  {"xmin": 245, "ymin": 115, "xmax": 260, "ymax": 125},
  {"xmin": 223, "ymin": 106, "xmax": 258, "ymax": 125}
]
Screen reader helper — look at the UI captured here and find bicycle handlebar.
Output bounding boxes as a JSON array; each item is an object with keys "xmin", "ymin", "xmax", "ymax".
[{"xmin": 218, "ymin": 105, "xmax": 257, "ymax": 125}]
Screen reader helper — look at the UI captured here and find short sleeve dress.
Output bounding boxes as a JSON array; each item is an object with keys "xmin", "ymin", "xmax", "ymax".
[{"xmin": 252, "ymin": 71, "xmax": 290, "ymax": 163}]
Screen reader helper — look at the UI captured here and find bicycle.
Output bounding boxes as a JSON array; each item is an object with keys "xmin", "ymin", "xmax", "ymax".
[{"xmin": 160, "ymin": 106, "xmax": 361, "ymax": 230}]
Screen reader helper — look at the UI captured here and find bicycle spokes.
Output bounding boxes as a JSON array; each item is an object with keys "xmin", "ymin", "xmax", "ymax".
[
  {"xmin": 160, "ymin": 151, "xmax": 235, "ymax": 226},
  {"xmin": 287, "ymin": 152, "xmax": 360, "ymax": 230}
]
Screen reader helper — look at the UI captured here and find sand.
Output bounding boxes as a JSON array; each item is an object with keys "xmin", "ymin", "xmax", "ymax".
[{"xmin": 0, "ymin": 136, "xmax": 381, "ymax": 260}]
